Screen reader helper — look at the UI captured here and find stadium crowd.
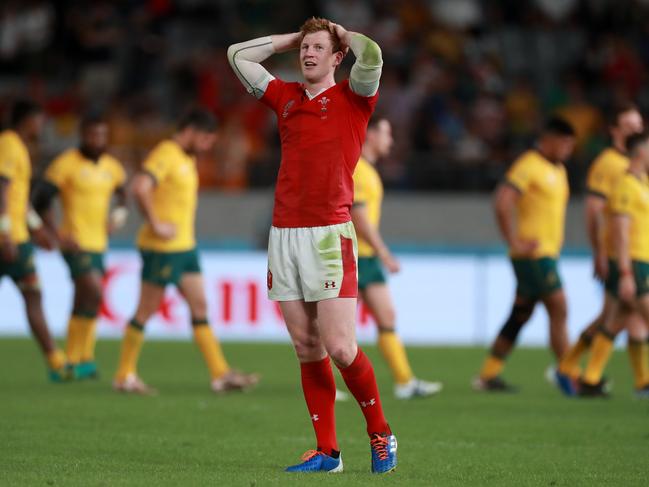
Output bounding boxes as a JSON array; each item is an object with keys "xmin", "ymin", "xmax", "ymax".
[{"xmin": 2, "ymin": 0, "xmax": 649, "ymax": 191}]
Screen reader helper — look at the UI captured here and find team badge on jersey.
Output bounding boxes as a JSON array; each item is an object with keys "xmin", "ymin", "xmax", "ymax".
[{"xmin": 319, "ymin": 97, "xmax": 330, "ymax": 119}]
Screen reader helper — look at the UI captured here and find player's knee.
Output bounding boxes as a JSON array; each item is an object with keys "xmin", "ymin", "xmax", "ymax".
[
  {"xmin": 548, "ymin": 304, "xmax": 567, "ymax": 324},
  {"xmin": 327, "ymin": 344, "xmax": 357, "ymax": 368},
  {"xmin": 499, "ymin": 302, "xmax": 534, "ymax": 343},
  {"xmin": 189, "ymin": 298, "xmax": 208, "ymax": 319},
  {"xmin": 83, "ymin": 286, "xmax": 103, "ymax": 314},
  {"xmin": 134, "ymin": 306, "xmax": 155, "ymax": 325},
  {"xmin": 376, "ymin": 308, "xmax": 396, "ymax": 329},
  {"xmin": 18, "ymin": 275, "xmax": 41, "ymax": 295},
  {"xmin": 292, "ymin": 334, "xmax": 324, "ymax": 361}
]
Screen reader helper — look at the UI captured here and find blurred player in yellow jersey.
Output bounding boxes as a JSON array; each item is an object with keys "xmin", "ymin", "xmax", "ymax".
[
  {"xmin": 0, "ymin": 100, "xmax": 68, "ymax": 381},
  {"xmin": 578, "ymin": 131, "xmax": 649, "ymax": 397},
  {"xmin": 352, "ymin": 118, "xmax": 442, "ymax": 399},
  {"xmin": 557, "ymin": 104, "xmax": 648, "ymax": 395},
  {"xmin": 474, "ymin": 118, "xmax": 576, "ymax": 392},
  {"xmin": 113, "ymin": 109, "xmax": 259, "ymax": 394},
  {"xmin": 33, "ymin": 113, "xmax": 128, "ymax": 380}
]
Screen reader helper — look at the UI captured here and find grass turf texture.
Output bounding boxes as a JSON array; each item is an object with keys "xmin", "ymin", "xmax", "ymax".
[{"xmin": 1, "ymin": 339, "xmax": 648, "ymax": 486}]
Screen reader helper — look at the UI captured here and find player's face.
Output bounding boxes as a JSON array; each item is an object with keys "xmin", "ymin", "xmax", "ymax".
[
  {"xmin": 192, "ymin": 130, "xmax": 217, "ymax": 154},
  {"xmin": 300, "ymin": 31, "xmax": 343, "ymax": 83},
  {"xmin": 367, "ymin": 120, "xmax": 393, "ymax": 157},
  {"xmin": 82, "ymin": 123, "xmax": 109, "ymax": 158},
  {"xmin": 24, "ymin": 113, "xmax": 45, "ymax": 142},
  {"xmin": 553, "ymin": 135, "xmax": 576, "ymax": 162},
  {"xmin": 615, "ymin": 110, "xmax": 643, "ymax": 140}
]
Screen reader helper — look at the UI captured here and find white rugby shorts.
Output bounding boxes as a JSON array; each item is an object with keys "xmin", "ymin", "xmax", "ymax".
[{"xmin": 267, "ymin": 221, "xmax": 358, "ymax": 302}]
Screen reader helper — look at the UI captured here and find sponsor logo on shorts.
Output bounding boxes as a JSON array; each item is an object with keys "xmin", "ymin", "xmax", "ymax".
[
  {"xmin": 324, "ymin": 280, "xmax": 336, "ymax": 289},
  {"xmin": 267, "ymin": 269, "xmax": 273, "ymax": 290}
]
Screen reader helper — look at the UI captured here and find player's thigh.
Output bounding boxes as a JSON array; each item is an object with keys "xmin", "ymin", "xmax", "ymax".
[
  {"xmin": 8, "ymin": 242, "xmax": 38, "ymax": 291},
  {"xmin": 634, "ymin": 294, "xmax": 649, "ymax": 330},
  {"xmin": 299, "ymin": 222, "xmax": 358, "ymax": 302},
  {"xmin": 279, "ymin": 300, "xmax": 324, "ymax": 361},
  {"xmin": 603, "ymin": 298, "xmax": 632, "ymax": 335},
  {"xmin": 541, "ymin": 289, "xmax": 567, "ymax": 324},
  {"xmin": 133, "ymin": 281, "xmax": 166, "ymax": 323},
  {"xmin": 600, "ymin": 292, "xmax": 617, "ymax": 324},
  {"xmin": 267, "ymin": 227, "xmax": 302, "ymax": 301},
  {"xmin": 74, "ymin": 271, "xmax": 103, "ymax": 307},
  {"xmin": 177, "ymin": 272, "xmax": 207, "ymax": 317},
  {"xmin": 512, "ymin": 257, "xmax": 562, "ymax": 303},
  {"xmin": 316, "ymin": 297, "xmax": 358, "ymax": 365},
  {"xmin": 625, "ymin": 310, "xmax": 648, "ymax": 339},
  {"xmin": 360, "ymin": 283, "xmax": 396, "ymax": 331}
]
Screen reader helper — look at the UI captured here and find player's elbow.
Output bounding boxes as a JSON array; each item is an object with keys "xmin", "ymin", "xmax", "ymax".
[
  {"xmin": 227, "ymin": 43, "xmax": 241, "ymax": 69},
  {"xmin": 363, "ymin": 40, "xmax": 382, "ymax": 68}
]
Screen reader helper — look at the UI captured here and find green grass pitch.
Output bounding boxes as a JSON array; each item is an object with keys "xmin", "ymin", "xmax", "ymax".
[{"xmin": 1, "ymin": 338, "xmax": 647, "ymax": 486}]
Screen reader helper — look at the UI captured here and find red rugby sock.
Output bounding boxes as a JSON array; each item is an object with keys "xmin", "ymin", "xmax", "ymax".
[
  {"xmin": 300, "ymin": 357, "xmax": 338, "ymax": 455},
  {"xmin": 338, "ymin": 348, "xmax": 391, "ymax": 436}
]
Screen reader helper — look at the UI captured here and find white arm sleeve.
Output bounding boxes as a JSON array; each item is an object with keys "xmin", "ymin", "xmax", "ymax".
[
  {"xmin": 349, "ymin": 33, "xmax": 383, "ymax": 97},
  {"xmin": 227, "ymin": 37, "xmax": 276, "ymax": 99}
]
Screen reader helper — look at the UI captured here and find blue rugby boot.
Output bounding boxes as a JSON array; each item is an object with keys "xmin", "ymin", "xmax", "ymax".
[
  {"xmin": 285, "ymin": 450, "xmax": 343, "ymax": 473},
  {"xmin": 370, "ymin": 433, "xmax": 397, "ymax": 474}
]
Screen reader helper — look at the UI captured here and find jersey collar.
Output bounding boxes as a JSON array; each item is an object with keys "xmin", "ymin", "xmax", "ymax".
[{"xmin": 303, "ymin": 83, "xmax": 336, "ymax": 100}]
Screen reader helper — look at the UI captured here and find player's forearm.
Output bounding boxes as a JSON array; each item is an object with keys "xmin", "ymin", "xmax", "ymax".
[
  {"xmin": 227, "ymin": 36, "xmax": 277, "ymax": 98},
  {"xmin": 585, "ymin": 196, "xmax": 605, "ymax": 254},
  {"xmin": 132, "ymin": 176, "xmax": 158, "ymax": 225},
  {"xmin": 494, "ymin": 189, "xmax": 517, "ymax": 245},
  {"xmin": 351, "ymin": 207, "xmax": 390, "ymax": 257},
  {"xmin": 38, "ymin": 207, "xmax": 58, "ymax": 237},
  {"xmin": 0, "ymin": 177, "xmax": 9, "ymax": 216},
  {"xmin": 0, "ymin": 179, "xmax": 9, "ymax": 236},
  {"xmin": 270, "ymin": 32, "xmax": 301, "ymax": 53},
  {"xmin": 135, "ymin": 192, "xmax": 157, "ymax": 225},
  {"xmin": 495, "ymin": 208, "xmax": 517, "ymax": 247},
  {"xmin": 110, "ymin": 186, "xmax": 129, "ymax": 230},
  {"xmin": 615, "ymin": 216, "xmax": 632, "ymax": 271},
  {"xmin": 349, "ymin": 33, "xmax": 382, "ymax": 96}
]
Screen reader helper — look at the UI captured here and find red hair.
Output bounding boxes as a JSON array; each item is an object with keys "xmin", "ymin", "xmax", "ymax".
[{"xmin": 299, "ymin": 17, "xmax": 342, "ymax": 53}]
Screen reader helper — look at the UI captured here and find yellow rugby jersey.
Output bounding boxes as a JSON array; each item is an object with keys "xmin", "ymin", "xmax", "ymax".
[
  {"xmin": 610, "ymin": 172, "xmax": 649, "ymax": 262},
  {"xmin": 353, "ymin": 157, "xmax": 383, "ymax": 257},
  {"xmin": 0, "ymin": 130, "xmax": 31, "ymax": 244},
  {"xmin": 505, "ymin": 150, "xmax": 569, "ymax": 258},
  {"xmin": 45, "ymin": 149, "xmax": 126, "ymax": 252},
  {"xmin": 586, "ymin": 147, "xmax": 629, "ymax": 257},
  {"xmin": 137, "ymin": 140, "xmax": 197, "ymax": 252}
]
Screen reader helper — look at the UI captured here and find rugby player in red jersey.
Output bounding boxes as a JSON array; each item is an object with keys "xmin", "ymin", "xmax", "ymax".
[{"xmin": 228, "ymin": 17, "xmax": 396, "ymax": 474}]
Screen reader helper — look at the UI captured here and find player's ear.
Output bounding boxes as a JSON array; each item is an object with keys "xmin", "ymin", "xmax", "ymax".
[{"xmin": 333, "ymin": 50, "xmax": 344, "ymax": 67}]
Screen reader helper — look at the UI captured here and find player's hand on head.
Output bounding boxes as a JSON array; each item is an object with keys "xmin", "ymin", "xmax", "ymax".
[
  {"xmin": 0, "ymin": 238, "xmax": 18, "ymax": 262},
  {"xmin": 328, "ymin": 21, "xmax": 351, "ymax": 54},
  {"xmin": 152, "ymin": 221, "xmax": 176, "ymax": 240}
]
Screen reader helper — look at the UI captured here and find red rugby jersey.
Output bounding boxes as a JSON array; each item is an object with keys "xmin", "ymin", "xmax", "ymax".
[{"xmin": 261, "ymin": 78, "xmax": 378, "ymax": 228}]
